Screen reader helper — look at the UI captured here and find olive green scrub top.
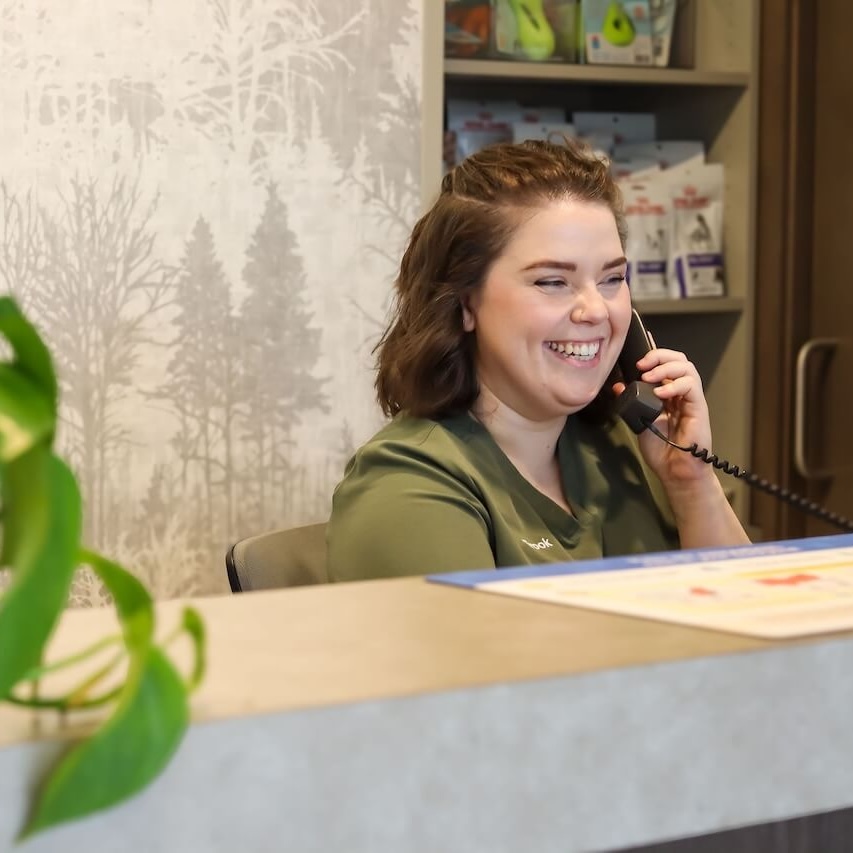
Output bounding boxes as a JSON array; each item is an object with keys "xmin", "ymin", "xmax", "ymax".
[{"xmin": 327, "ymin": 412, "xmax": 679, "ymax": 582}]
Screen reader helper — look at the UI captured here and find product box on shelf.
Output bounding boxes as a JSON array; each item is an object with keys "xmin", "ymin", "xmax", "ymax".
[
  {"xmin": 445, "ymin": 1, "xmax": 492, "ymax": 58},
  {"xmin": 573, "ymin": 111, "xmax": 657, "ymax": 144},
  {"xmin": 493, "ymin": 0, "xmax": 581, "ymax": 62},
  {"xmin": 622, "ymin": 180, "xmax": 672, "ymax": 300},
  {"xmin": 668, "ymin": 164, "xmax": 726, "ymax": 298},
  {"xmin": 649, "ymin": 0, "xmax": 678, "ymax": 66},
  {"xmin": 581, "ymin": 0, "xmax": 654, "ymax": 66},
  {"xmin": 512, "ymin": 122, "xmax": 577, "ymax": 143},
  {"xmin": 614, "ymin": 140, "xmax": 705, "ymax": 170},
  {"xmin": 445, "ymin": 99, "xmax": 568, "ymax": 168}
]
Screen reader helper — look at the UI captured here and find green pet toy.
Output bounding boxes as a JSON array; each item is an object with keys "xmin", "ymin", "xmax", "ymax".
[
  {"xmin": 602, "ymin": 1, "xmax": 636, "ymax": 46},
  {"xmin": 507, "ymin": 0, "xmax": 556, "ymax": 61}
]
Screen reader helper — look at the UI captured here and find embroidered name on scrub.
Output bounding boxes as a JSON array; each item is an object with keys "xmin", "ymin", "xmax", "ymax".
[{"xmin": 523, "ymin": 537, "xmax": 554, "ymax": 550}]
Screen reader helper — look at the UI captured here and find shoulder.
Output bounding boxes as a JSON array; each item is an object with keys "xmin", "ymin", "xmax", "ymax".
[
  {"xmin": 341, "ymin": 413, "xmax": 485, "ymax": 482},
  {"xmin": 331, "ymin": 412, "xmax": 492, "ymax": 529},
  {"xmin": 327, "ymin": 413, "xmax": 495, "ymax": 581}
]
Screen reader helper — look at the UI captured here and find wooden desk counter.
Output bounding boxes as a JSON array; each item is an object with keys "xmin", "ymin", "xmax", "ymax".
[{"xmin": 2, "ymin": 576, "xmax": 853, "ymax": 851}]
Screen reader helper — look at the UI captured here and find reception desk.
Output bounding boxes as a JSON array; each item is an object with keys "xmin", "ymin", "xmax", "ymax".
[{"xmin": 2, "ymin": 574, "xmax": 853, "ymax": 851}]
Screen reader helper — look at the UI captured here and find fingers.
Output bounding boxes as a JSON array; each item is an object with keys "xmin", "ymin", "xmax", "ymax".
[
  {"xmin": 629, "ymin": 348, "xmax": 713, "ymax": 456},
  {"xmin": 651, "ymin": 375, "xmax": 696, "ymax": 401},
  {"xmin": 635, "ymin": 347, "xmax": 688, "ymax": 370},
  {"xmin": 635, "ymin": 348, "xmax": 703, "ymax": 390}
]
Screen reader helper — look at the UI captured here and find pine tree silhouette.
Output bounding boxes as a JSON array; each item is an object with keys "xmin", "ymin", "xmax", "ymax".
[
  {"xmin": 239, "ymin": 182, "xmax": 328, "ymax": 528},
  {"xmin": 138, "ymin": 463, "xmax": 171, "ymax": 541},
  {"xmin": 157, "ymin": 216, "xmax": 241, "ymax": 540}
]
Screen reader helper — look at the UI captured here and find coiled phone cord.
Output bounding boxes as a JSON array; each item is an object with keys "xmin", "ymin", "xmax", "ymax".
[{"xmin": 644, "ymin": 421, "xmax": 853, "ymax": 533}]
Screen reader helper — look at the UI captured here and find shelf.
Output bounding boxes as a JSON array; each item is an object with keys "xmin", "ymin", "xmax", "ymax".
[
  {"xmin": 633, "ymin": 298, "xmax": 745, "ymax": 316},
  {"xmin": 444, "ymin": 59, "xmax": 751, "ymax": 88}
]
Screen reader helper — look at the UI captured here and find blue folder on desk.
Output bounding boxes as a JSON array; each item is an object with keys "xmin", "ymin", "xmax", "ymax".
[{"xmin": 427, "ymin": 533, "xmax": 853, "ymax": 639}]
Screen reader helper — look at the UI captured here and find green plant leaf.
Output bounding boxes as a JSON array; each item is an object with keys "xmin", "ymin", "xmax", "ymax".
[
  {"xmin": 21, "ymin": 647, "xmax": 188, "ymax": 839},
  {"xmin": 0, "ymin": 297, "xmax": 205, "ymax": 841},
  {"xmin": 0, "ymin": 365, "xmax": 54, "ymax": 463},
  {"xmin": 0, "ymin": 297, "xmax": 57, "ymax": 403},
  {"xmin": 175, "ymin": 607, "xmax": 207, "ymax": 692},
  {"xmin": 81, "ymin": 549, "xmax": 154, "ymax": 649},
  {"xmin": 0, "ymin": 453, "xmax": 81, "ymax": 699},
  {"xmin": 21, "ymin": 552, "xmax": 190, "ymax": 838}
]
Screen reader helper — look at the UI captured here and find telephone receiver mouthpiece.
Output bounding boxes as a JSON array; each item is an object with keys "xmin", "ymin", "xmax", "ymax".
[{"xmin": 616, "ymin": 381, "xmax": 663, "ymax": 434}]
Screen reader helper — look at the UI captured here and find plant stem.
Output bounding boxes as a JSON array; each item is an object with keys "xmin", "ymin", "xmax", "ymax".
[
  {"xmin": 18, "ymin": 634, "xmax": 122, "ymax": 681},
  {"xmin": 5, "ymin": 685, "xmax": 122, "ymax": 711}
]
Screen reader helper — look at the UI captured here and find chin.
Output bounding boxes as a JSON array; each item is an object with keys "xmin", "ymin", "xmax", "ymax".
[
  {"xmin": 557, "ymin": 387, "xmax": 601, "ymax": 412},
  {"xmin": 543, "ymin": 401, "xmax": 593, "ymax": 420}
]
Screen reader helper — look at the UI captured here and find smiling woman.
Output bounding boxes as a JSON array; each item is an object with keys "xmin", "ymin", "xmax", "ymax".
[
  {"xmin": 326, "ymin": 138, "xmax": 750, "ymax": 582},
  {"xmin": 461, "ymin": 199, "xmax": 632, "ymax": 423}
]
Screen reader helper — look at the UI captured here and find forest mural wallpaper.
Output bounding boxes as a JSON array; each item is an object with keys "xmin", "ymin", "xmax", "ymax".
[{"xmin": 0, "ymin": 0, "xmax": 423, "ymax": 602}]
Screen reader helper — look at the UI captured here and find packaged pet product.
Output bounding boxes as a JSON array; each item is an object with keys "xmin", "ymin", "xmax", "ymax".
[
  {"xmin": 610, "ymin": 157, "xmax": 660, "ymax": 181},
  {"xmin": 446, "ymin": 98, "xmax": 525, "ymax": 126},
  {"xmin": 453, "ymin": 125, "xmax": 514, "ymax": 161},
  {"xmin": 581, "ymin": 0, "xmax": 654, "ymax": 66},
  {"xmin": 445, "ymin": 1, "xmax": 492, "ymax": 58},
  {"xmin": 576, "ymin": 131, "xmax": 617, "ymax": 156},
  {"xmin": 573, "ymin": 111, "xmax": 656, "ymax": 144},
  {"xmin": 613, "ymin": 140, "xmax": 705, "ymax": 170},
  {"xmin": 668, "ymin": 164, "xmax": 726, "ymax": 298},
  {"xmin": 546, "ymin": 0, "xmax": 582, "ymax": 62},
  {"xmin": 518, "ymin": 105, "xmax": 569, "ymax": 123},
  {"xmin": 622, "ymin": 181, "xmax": 671, "ymax": 300},
  {"xmin": 512, "ymin": 122, "xmax": 578, "ymax": 143},
  {"xmin": 445, "ymin": 99, "xmax": 522, "ymax": 165},
  {"xmin": 493, "ymin": 0, "xmax": 580, "ymax": 61},
  {"xmin": 494, "ymin": 0, "xmax": 557, "ymax": 61},
  {"xmin": 648, "ymin": 0, "xmax": 678, "ymax": 66}
]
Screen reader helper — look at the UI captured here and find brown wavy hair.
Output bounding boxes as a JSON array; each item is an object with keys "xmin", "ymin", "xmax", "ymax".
[{"xmin": 375, "ymin": 137, "xmax": 627, "ymax": 419}]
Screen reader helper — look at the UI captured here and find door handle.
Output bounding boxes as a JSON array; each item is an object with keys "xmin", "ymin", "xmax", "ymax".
[{"xmin": 794, "ymin": 337, "xmax": 840, "ymax": 479}]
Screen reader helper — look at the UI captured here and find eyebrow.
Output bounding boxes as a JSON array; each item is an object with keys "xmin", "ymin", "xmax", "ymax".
[{"xmin": 522, "ymin": 256, "xmax": 628, "ymax": 272}]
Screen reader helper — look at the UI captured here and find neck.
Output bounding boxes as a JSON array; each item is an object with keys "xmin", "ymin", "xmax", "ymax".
[{"xmin": 471, "ymin": 384, "xmax": 566, "ymax": 481}]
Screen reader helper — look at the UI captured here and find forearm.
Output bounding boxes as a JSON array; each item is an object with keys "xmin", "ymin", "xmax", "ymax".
[{"xmin": 665, "ymin": 471, "xmax": 752, "ymax": 550}]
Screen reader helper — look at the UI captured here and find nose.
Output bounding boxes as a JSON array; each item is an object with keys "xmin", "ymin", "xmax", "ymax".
[{"xmin": 569, "ymin": 285, "xmax": 608, "ymax": 324}]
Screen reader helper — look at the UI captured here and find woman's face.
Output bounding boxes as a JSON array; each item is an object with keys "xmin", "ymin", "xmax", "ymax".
[{"xmin": 463, "ymin": 198, "xmax": 632, "ymax": 421}]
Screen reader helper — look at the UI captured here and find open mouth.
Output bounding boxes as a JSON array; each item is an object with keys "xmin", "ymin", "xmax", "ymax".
[{"xmin": 545, "ymin": 340, "xmax": 601, "ymax": 362}]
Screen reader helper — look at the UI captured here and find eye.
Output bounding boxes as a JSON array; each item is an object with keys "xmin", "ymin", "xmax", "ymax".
[
  {"xmin": 599, "ymin": 274, "xmax": 626, "ymax": 288},
  {"xmin": 535, "ymin": 278, "xmax": 567, "ymax": 289}
]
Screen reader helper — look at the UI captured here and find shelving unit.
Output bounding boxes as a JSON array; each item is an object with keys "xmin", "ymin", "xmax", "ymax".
[
  {"xmin": 633, "ymin": 297, "xmax": 745, "ymax": 316},
  {"xmin": 422, "ymin": 1, "xmax": 758, "ymax": 521},
  {"xmin": 444, "ymin": 59, "xmax": 750, "ymax": 88}
]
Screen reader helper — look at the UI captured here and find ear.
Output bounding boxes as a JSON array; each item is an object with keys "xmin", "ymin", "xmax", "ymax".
[{"xmin": 461, "ymin": 295, "xmax": 476, "ymax": 332}]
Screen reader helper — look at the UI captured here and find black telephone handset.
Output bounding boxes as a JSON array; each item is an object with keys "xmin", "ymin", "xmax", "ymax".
[
  {"xmin": 615, "ymin": 309, "xmax": 663, "ymax": 434},
  {"xmin": 611, "ymin": 309, "xmax": 853, "ymax": 532}
]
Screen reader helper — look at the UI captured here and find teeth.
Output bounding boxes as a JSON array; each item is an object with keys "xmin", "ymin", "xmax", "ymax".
[{"xmin": 547, "ymin": 341, "xmax": 600, "ymax": 359}]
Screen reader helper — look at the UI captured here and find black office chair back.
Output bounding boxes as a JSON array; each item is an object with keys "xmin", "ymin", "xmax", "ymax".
[{"xmin": 226, "ymin": 522, "xmax": 328, "ymax": 592}]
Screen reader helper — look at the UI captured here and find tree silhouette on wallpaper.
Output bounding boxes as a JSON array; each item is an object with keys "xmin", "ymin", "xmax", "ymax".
[
  {"xmin": 155, "ymin": 216, "xmax": 243, "ymax": 542},
  {"xmin": 152, "ymin": 188, "xmax": 328, "ymax": 547},
  {"xmin": 176, "ymin": 0, "xmax": 364, "ymax": 181},
  {"xmin": 0, "ymin": 183, "xmax": 44, "ymax": 307},
  {"xmin": 340, "ymin": 0, "xmax": 421, "ymax": 333},
  {"xmin": 239, "ymin": 182, "xmax": 329, "ymax": 530},
  {"xmin": 46, "ymin": 177, "xmax": 173, "ymax": 547},
  {"xmin": 0, "ymin": 0, "xmax": 422, "ymax": 601},
  {"xmin": 6, "ymin": 175, "xmax": 173, "ymax": 548}
]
